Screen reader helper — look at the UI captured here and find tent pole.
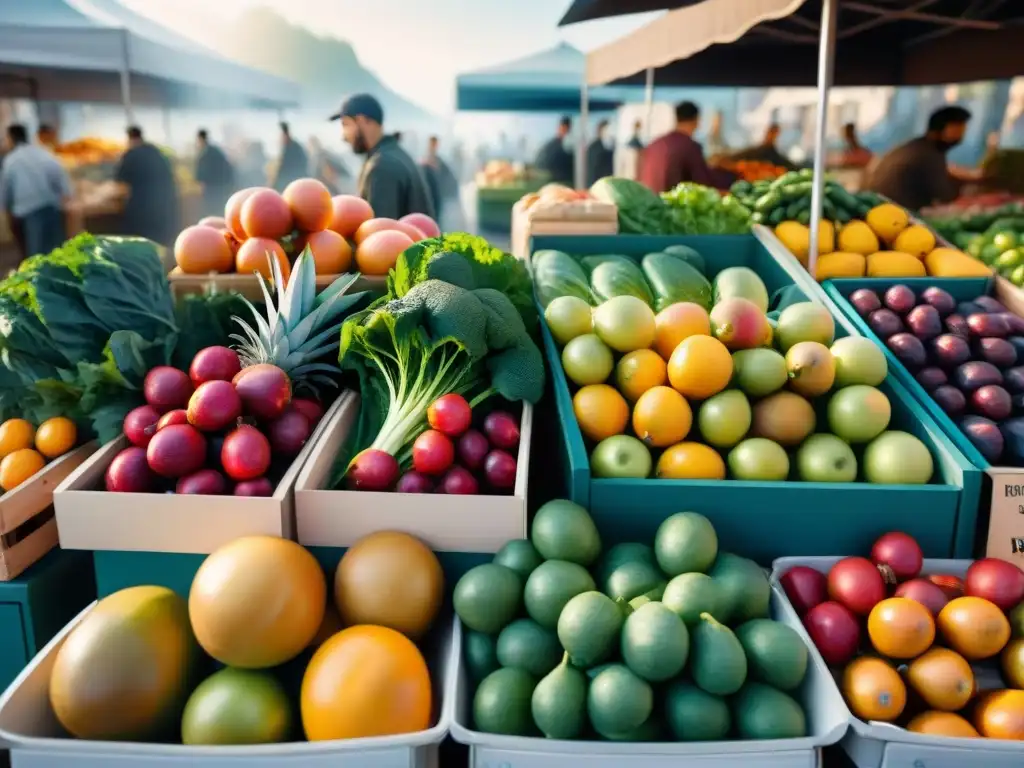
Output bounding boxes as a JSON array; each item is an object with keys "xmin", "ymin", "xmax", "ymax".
[
  {"xmin": 644, "ymin": 67, "xmax": 654, "ymax": 142},
  {"xmin": 576, "ymin": 78, "xmax": 589, "ymax": 190},
  {"xmin": 807, "ymin": 0, "xmax": 838, "ymax": 280},
  {"xmin": 119, "ymin": 29, "xmax": 133, "ymax": 126}
]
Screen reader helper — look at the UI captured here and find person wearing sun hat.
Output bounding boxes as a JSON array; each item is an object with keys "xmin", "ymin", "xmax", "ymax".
[{"xmin": 330, "ymin": 94, "xmax": 435, "ymax": 221}]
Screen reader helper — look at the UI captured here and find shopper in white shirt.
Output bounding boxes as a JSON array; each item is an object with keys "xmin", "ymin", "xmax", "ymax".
[{"xmin": 0, "ymin": 124, "xmax": 71, "ymax": 261}]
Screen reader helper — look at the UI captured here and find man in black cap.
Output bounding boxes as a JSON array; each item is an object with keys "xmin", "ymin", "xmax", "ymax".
[{"xmin": 330, "ymin": 94, "xmax": 435, "ymax": 221}]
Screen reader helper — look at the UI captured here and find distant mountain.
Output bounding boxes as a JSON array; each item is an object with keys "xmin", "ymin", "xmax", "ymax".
[{"xmin": 188, "ymin": 5, "xmax": 436, "ymax": 124}]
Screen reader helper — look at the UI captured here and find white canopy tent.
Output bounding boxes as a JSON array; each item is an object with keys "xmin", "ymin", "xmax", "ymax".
[
  {"xmin": 0, "ymin": 0, "xmax": 299, "ymax": 114},
  {"xmin": 580, "ymin": 0, "xmax": 1022, "ymax": 276}
]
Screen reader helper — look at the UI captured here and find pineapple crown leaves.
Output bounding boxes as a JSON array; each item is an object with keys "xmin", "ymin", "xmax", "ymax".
[{"xmin": 229, "ymin": 247, "xmax": 367, "ymax": 382}]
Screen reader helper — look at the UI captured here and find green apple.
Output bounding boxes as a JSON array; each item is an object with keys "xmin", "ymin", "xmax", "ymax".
[{"xmin": 591, "ymin": 435, "xmax": 652, "ymax": 479}]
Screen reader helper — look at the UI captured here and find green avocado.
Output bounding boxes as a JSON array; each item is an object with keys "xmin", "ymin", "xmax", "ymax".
[
  {"xmin": 496, "ymin": 619, "xmax": 563, "ymax": 678},
  {"xmin": 557, "ymin": 591, "xmax": 626, "ymax": 668},
  {"xmin": 531, "ymin": 653, "xmax": 588, "ymax": 740},
  {"xmin": 587, "ymin": 664, "xmax": 653, "ymax": 740},
  {"xmin": 654, "ymin": 512, "xmax": 719, "ymax": 577},
  {"xmin": 709, "ymin": 552, "xmax": 770, "ymax": 624},
  {"xmin": 662, "ymin": 572, "xmax": 727, "ymax": 626},
  {"xmin": 531, "ymin": 500, "xmax": 602, "ymax": 566},
  {"xmin": 463, "ymin": 630, "xmax": 499, "ymax": 683},
  {"xmin": 473, "ymin": 668, "xmax": 537, "ymax": 736},
  {"xmin": 524, "ymin": 560, "xmax": 596, "ymax": 629},
  {"xmin": 453, "ymin": 564, "xmax": 522, "ymax": 634},
  {"xmin": 492, "ymin": 539, "xmax": 544, "ymax": 581},
  {"xmin": 733, "ymin": 682, "xmax": 808, "ymax": 739},
  {"xmin": 691, "ymin": 613, "xmax": 747, "ymax": 696},
  {"xmin": 734, "ymin": 619, "xmax": 809, "ymax": 691},
  {"xmin": 664, "ymin": 681, "xmax": 731, "ymax": 741},
  {"xmin": 620, "ymin": 602, "xmax": 689, "ymax": 683}
]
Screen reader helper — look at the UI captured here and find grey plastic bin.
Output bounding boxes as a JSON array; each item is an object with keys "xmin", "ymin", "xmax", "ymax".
[
  {"xmin": 0, "ymin": 602, "xmax": 452, "ymax": 767},
  {"xmin": 447, "ymin": 586, "xmax": 848, "ymax": 768},
  {"xmin": 770, "ymin": 556, "xmax": 1024, "ymax": 768}
]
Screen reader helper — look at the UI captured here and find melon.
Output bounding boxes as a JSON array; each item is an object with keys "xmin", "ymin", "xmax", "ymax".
[
  {"xmin": 334, "ymin": 531, "xmax": 444, "ymax": 640},
  {"xmin": 189, "ymin": 536, "xmax": 326, "ymax": 668},
  {"xmin": 49, "ymin": 586, "xmax": 199, "ymax": 741}
]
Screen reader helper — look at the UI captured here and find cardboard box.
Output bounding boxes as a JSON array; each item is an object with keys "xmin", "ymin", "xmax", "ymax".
[
  {"xmin": 511, "ymin": 199, "xmax": 618, "ymax": 261},
  {"xmin": 52, "ymin": 396, "xmax": 349, "ymax": 554},
  {"xmin": 168, "ymin": 269, "xmax": 387, "ymax": 302},
  {"xmin": 0, "ymin": 444, "xmax": 97, "ymax": 581},
  {"xmin": 295, "ymin": 395, "xmax": 529, "ymax": 552}
]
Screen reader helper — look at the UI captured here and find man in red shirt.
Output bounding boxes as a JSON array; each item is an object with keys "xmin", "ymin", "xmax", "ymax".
[{"xmin": 639, "ymin": 101, "xmax": 734, "ymax": 193}]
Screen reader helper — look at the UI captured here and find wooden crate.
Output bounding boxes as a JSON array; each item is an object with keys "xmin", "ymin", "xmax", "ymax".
[
  {"xmin": 0, "ymin": 443, "xmax": 97, "ymax": 581},
  {"xmin": 168, "ymin": 269, "xmax": 387, "ymax": 302}
]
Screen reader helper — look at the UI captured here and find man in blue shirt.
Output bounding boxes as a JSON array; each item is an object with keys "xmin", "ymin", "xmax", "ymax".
[{"xmin": 0, "ymin": 123, "xmax": 71, "ymax": 260}]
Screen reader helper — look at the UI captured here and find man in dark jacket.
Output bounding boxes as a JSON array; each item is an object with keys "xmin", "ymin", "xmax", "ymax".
[
  {"xmin": 115, "ymin": 126, "xmax": 179, "ymax": 246},
  {"xmin": 421, "ymin": 135, "xmax": 459, "ymax": 229},
  {"xmin": 194, "ymin": 129, "xmax": 235, "ymax": 217},
  {"xmin": 271, "ymin": 122, "xmax": 308, "ymax": 192},
  {"xmin": 534, "ymin": 116, "xmax": 574, "ymax": 185},
  {"xmin": 586, "ymin": 119, "xmax": 615, "ymax": 186},
  {"xmin": 330, "ymin": 93, "xmax": 435, "ymax": 220}
]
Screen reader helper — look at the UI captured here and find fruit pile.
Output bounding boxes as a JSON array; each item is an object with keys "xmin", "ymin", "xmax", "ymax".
[
  {"xmin": 962, "ymin": 221, "xmax": 1024, "ymax": 287},
  {"xmin": 454, "ymin": 503, "xmax": 813, "ymax": 741},
  {"xmin": 771, "ymin": 202, "xmax": 989, "ymax": 281},
  {"xmin": 779, "ymin": 535, "xmax": 1024, "ymax": 740},
  {"xmin": 174, "ymin": 178, "xmax": 441, "ymax": 280},
  {"xmin": 48, "ymin": 532, "xmax": 443, "ymax": 745},
  {"xmin": 106, "ymin": 347, "xmax": 324, "ymax": 496},
  {"xmin": 0, "ymin": 417, "xmax": 78, "ymax": 492},
  {"xmin": 848, "ymin": 285, "xmax": 1024, "ymax": 465},
  {"xmin": 544, "ymin": 250, "xmax": 935, "ymax": 484},
  {"xmin": 346, "ymin": 394, "xmax": 521, "ymax": 496}
]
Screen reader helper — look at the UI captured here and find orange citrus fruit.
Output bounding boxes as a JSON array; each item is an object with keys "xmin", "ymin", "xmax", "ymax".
[
  {"xmin": 655, "ymin": 442, "xmax": 726, "ymax": 480},
  {"xmin": 0, "ymin": 448, "xmax": 46, "ymax": 491},
  {"xmin": 906, "ymin": 647, "xmax": 973, "ymax": 712},
  {"xmin": 867, "ymin": 597, "xmax": 935, "ymax": 659},
  {"xmin": 667, "ymin": 335, "xmax": 733, "ymax": 400},
  {"xmin": 632, "ymin": 386, "xmax": 692, "ymax": 447},
  {"xmin": 938, "ymin": 596, "xmax": 1011, "ymax": 660},
  {"xmin": 973, "ymin": 689, "xmax": 1024, "ymax": 740},
  {"xmin": 654, "ymin": 303, "xmax": 711, "ymax": 360},
  {"xmin": 615, "ymin": 349, "xmax": 667, "ymax": 401},
  {"xmin": 841, "ymin": 657, "xmax": 906, "ymax": 722},
  {"xmin": 0, "ymin": 418, "xmax": 35, "ymax": 459},
  {"xmin": 573, "ymin": 385, "xmax": 629, "ymax": 442},
  {"xmin": 907, "ymin": 711, "xmax": 978, "ymax": 738},
  {"xmin": 34, "ymin": 417, "xmax": 77, "ymax": 459}
]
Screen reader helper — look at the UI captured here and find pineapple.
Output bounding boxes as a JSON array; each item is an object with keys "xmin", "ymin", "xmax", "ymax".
[{"xmin": 231, "ymin": 247, "xmax": 365, "ymax": 395}]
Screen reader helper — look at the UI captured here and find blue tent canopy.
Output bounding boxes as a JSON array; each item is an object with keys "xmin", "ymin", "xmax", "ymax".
[
  {"xmin": 456, "ymin": 43, "xmax": 628, "ymax": 112},
  {"xmin": 0, "ymin": 0, "xmax": 299, "ymax": 108}
]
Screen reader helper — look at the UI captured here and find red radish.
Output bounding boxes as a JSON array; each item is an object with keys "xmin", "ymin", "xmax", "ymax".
[
  {"xmin": 157, "ymin": 409, "xmax": 189, "ymax": 431},
  {"xmin": 346, "ymin": 449, "xmax": 399, "ymax": 491},
  {"xmin": 827, "ymin": 557, "xmax": 885, "ymax": 616},
  {"xmin": 965, "ymin": 558, "xmax": 1024, "ymax": 611},
  {"xmin": 804, "ymin": 601, "xmax": 861, "ymax": 666},
  {"xmin": 189, "ymin": 346, "xmax": 241, "ymax": 386},
  {"xmin": 779, "ymin": 566, "xmax": 828, "ymax": 616},
  {"xmin": 144, "ymin": 367, "xmax": 193, "ymax": 413},
  {"xmin": 456, "ymin": 429, "xmax": 490, "ymax": 470},
  {"xmin": 483, "ymin": 411, "xmax": 520, "ymax": 450},
  {"xmin": 439, "ymin": 466, "xmax": 478, "ymax": 495},
  {"xmin": 234, "ymin": 477, "xmax": 274, "ymax": 497},
  {"xmin": 233, "ymin": 364, "xmax": 292, "ymax": 420},
  {"xmin": 894, "ymin": 578, "xmax": 949, "ymax": 617},
  {"xmin": 221, "ymin": 425, "xmax": 271, "ymax": 481},
  {"xmin": 427, "ymin": 394, "xmax": 472, "ymax": 436},
  {"xmin": 291, "ymin": 398, "xmax": 324, "ymax": 426},
  {"xmin": 146, "ymin": 424, "xmax": 207, "ymax": 478},
  {"xmin": 870, "ymin": 531, "xmax": 923, "ymax": 582},
  {"xmin": 396, "ymin": 471, "xmax": 435, "ymax": 494},
  {"xmin": 123, "ymin": 405, "xmax": 161, "ymax": 448},
  {"xmin": 412, "ymin": 430, "xmax": 455, "ymax": 475},
  {"xmin": 484, "ymin": 449, "xmax": 517, "ymax": 490},
  {"xmin": 268, "ymin": 409, "xmax": 312, "ymax": 456},
  {"xmin": 188, "ymin": 381, "xmax": 242, "ymax": 432},
  {"xmin": 176, "ymin": 469, "xmax": 227, "ymax": 495},
  {"xmin": 105, "ymin": 447, "xmax": 155, "ymax": 492},
  {"xmin": 927, "ymin": 573, "xmax": 965, "ymax": 600}
]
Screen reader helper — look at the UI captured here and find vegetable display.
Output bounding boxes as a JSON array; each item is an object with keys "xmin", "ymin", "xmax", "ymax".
[
  {"xmin": 336, "ymin": 234, "xmax": 544, "ymax": 488},
  {"xmin": 454, "ymin": 502, "xmax": 813, "ymax": 741},
  {"xmin": 957, "ymin": 218, "xmax": 1024, "ymax": 286},
  {"xmin": 845, "ymin": 284, "xmax": 1024, "ymax": 466},
  {"xmin": 542, "ymin": 247, "xmax": 936, "ymax": 485},
  {"xmin": 730, "ymin": 170, "xmax": 883, "ymax": 228},
  {"xmin": 779, "ymin": 538, "xmax": 1024, "ymax": 741}
]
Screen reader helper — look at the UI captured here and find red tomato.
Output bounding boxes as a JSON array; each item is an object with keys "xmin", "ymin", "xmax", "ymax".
[
  {"xmin": 426, "ymin": 394, "xmax": 472, "ymax": 437},
  {"xmin": 412, "ymin": 430, "xmax": 455, "ymax": 475}
]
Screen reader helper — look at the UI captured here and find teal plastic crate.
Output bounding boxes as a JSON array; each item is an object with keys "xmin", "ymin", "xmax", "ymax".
[
  {"xmin": 823, "ymin": 277, "xmax": 994, "ymax": 472},
  {"xmin": 536, "ymin": 235, "xmax": 980, "ymax": 562}
]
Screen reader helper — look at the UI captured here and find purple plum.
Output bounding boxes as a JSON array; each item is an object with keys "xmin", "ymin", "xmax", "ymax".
[
  {"xmin": 930, "ymin": 334, "xmax": 972, "ymax": 370},
  {"xmin": 961, "ymin": 415, "xmax": 1005, "ymax": 463},
  {"xmin": 887, "ymin": 333, "xmax": 927, "ymax": 370},
  {"xmin": 953, "ymin": 361, "xmax": 1004, "ymax": 392},
  {"xmin": 884, "ymin": 284, "xmax": 917, "ymax": 315},
  {"xmin": 975, "ymin": 337, "xmax": 1017, "ymax": 369},
  {"xmin": 868, "ymin": 309, "xmax": 904, "ymax": 338},
  {"xmin": 906, "ymin": 304, "xmax": 943, "ymax": 342},
  {"xmin": 916, "ymin": 367, "xmax": 948, "ymax": 392},
  {"xmin": 849, "ymin": 288, "xmax": 882, "ymax": 318},
  {"xmin": 944, "ymin": 314, "xmax": 970, "ymax": 338},
  {"xmin": 974, "ymin": 296, "xmax": 1007, "ymax": 314},
  {"xmin": 967, "ymin": 313, "xmax": 1010, "ymax": 339},
  {"xmin": 920, "ymin": 287, "xmax": 957, "ymax": 317},
  {"xmin": 933, "ymin": 385, "xmax": 967, "ymax": 418}
]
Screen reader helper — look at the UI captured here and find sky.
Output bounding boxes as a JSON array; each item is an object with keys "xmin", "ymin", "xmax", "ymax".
[{"xmin": 117, "ymin": 0, "xmax": 663, "ymax": 112}]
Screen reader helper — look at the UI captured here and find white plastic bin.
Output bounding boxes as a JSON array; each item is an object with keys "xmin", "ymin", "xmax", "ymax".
[
  {"xmin": 0, "ymin": 601, "xmax": 453, "ymax": 767},
  {"xmin": 770, "ymin": 557, "xmax": 1024, "ymax": 768},
  {"xmin": 447, "ymin": 586, "xmax": 848, "ymax": 768}
]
